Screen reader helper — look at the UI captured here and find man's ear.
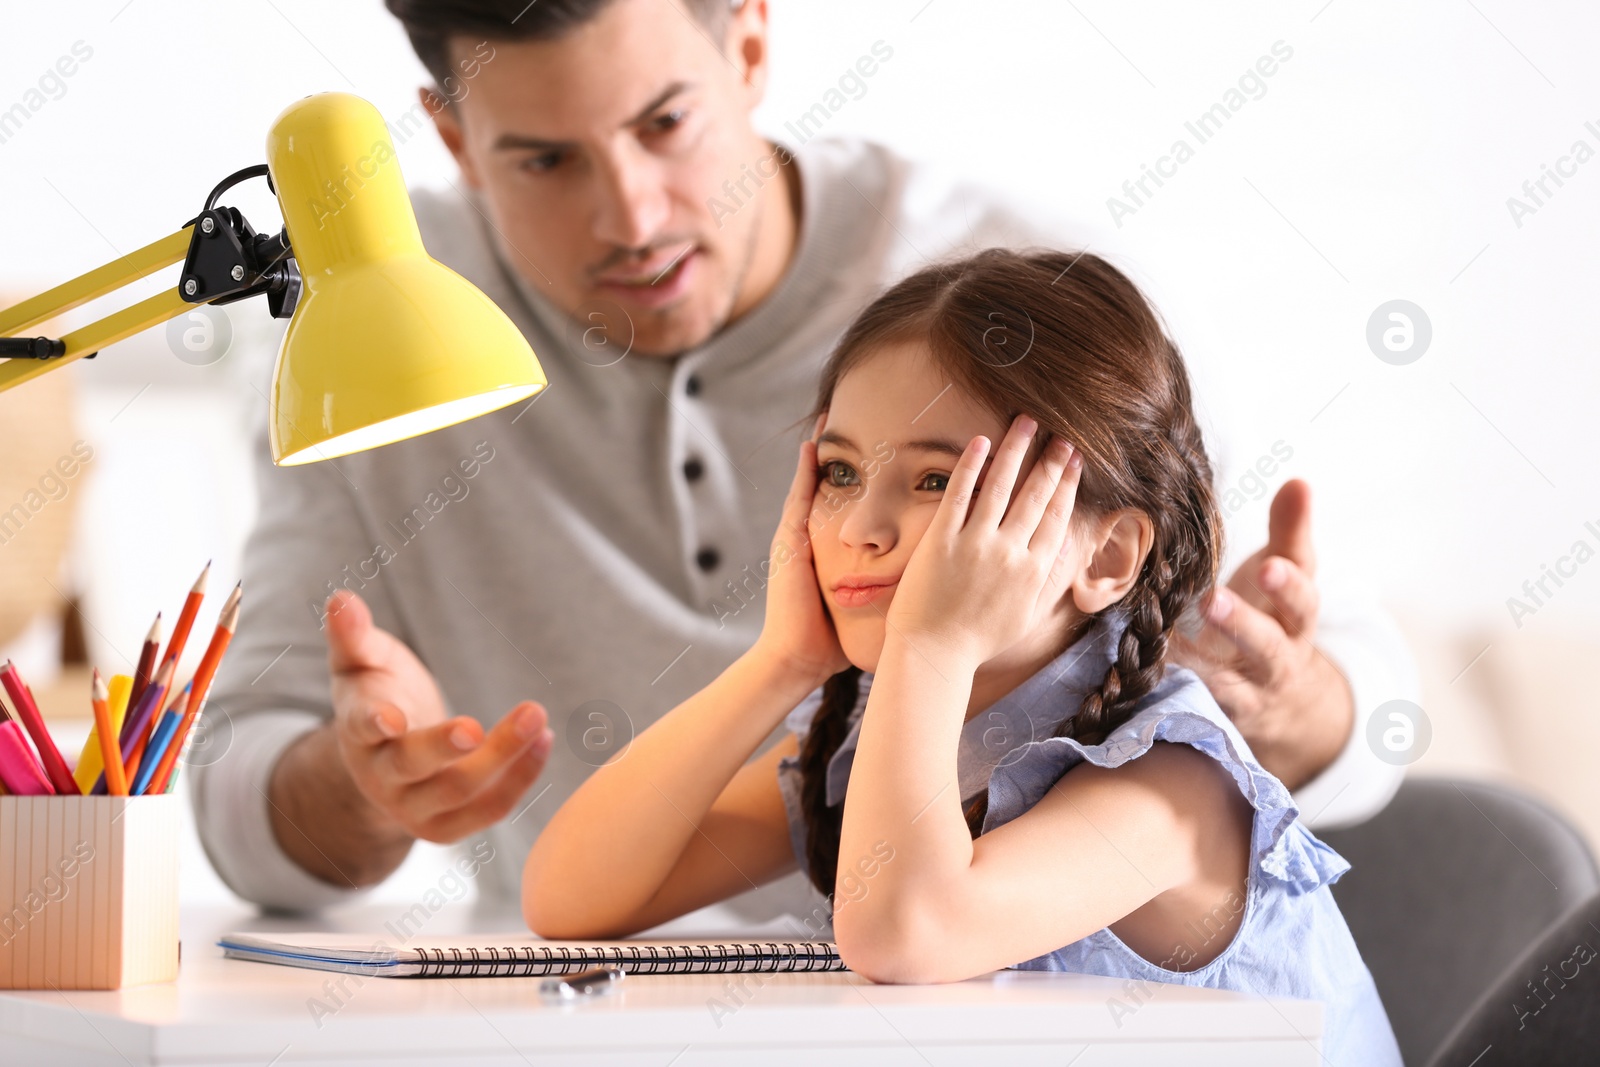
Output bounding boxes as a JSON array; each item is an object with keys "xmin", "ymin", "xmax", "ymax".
[
  {"xmin": 1071, "ymin": 510, "xmax": 1154, "ymax": 615},
  {"xmin": 727, "ymin": 0, "xmax": 771, "ymax": 106},
  {"xmin": 424, "ymin": 87, "xmax": 482, "ymax": 189}
]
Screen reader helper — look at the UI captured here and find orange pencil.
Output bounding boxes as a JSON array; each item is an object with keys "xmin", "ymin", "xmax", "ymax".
[
  {"xmin": 169, "ymin": 584, "xmax": 236, "ymax": 706},
  {"xmin": 141, "ymin": 563, "xmax": 208, "ymax": 751},
  {"xmin": 127, "ymin": 612, "xmax": 162, "ymax": 720},
  {"xmin": 92, "ymin": 670, "xmax": 128, "ymax": 796},
  {"xmin": 149, "ymin": 587, "xmax": 239, "ymax": 794},
  {"xmin": 161, "ymin": 562, "xmax": 210, "ymax": 673}
]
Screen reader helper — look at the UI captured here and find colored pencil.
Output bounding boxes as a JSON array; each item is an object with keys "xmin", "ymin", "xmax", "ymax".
[
  {"xmin": 0, "ymin": 660, "xmax": 79, "ymax": 796},
  {"xmin": 108, "ymin": 674, "xmax": 132, "ymax": 724},
  {"xmin": 159, "ymin": 563, "xmax": 209, "ymax": 679},
  {"xmin": 127, "ymin": 612, "xmax": 162, "ymax": 721},
  {"xmin": 114, "ymin": 660, "xmax": 174, "ymax": 789},
  {"xmin": 74, "ymin": 673, "xmax": 134, "ymax": 793},
  {"xmin": 149, "ymin": 587, "xmax": 239, "ymax": 795},
  {"xmin": 120, "ymin": 659, "xmax": 173, "ymax": 757},
  {"xmin": 130, "ymin": 710, "xmax": 181, "ymax": 796},
  {"xmin": 0, "ymin": 720, "xmax": 55, "ymax": 795},
  {"xmin": 90, "ymin": 670, "xmax": 128, "ymax": 797},
  {"xmin": 0, "ymin": 700, "xmax": 11, "ymax": 795},
  {"xmin": 140, "ymin": 563, "xmax": 208, "ymax": 752},
  {"xmin": 128, "ymin": 676, "xmax": 185, "ymax": 785}
]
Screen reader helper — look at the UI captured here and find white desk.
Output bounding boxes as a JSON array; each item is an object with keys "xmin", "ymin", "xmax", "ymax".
[{"xmin": 0, "ymin": 904, "xmax": 1323, "ymax": 1066}]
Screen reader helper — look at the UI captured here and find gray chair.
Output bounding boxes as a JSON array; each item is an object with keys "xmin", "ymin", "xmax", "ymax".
[
  {"xmin": 1425, "ymin": 891, "xmax": 1600, "ymax": 1066},
  {"xmin": 1317, "ymin": 777, "xmax": 1599, "ymax": 1066}
]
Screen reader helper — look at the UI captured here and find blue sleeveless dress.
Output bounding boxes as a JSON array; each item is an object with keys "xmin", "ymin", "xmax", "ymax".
[{"xmin": 777, "ymin": 612, "xmax": 1401, "ymax": 1066}]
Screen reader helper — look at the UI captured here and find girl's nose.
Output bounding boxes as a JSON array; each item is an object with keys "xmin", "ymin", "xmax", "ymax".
[{"xmin": 834, "ymin": 491, "xmax": 898, "ymax": 554}]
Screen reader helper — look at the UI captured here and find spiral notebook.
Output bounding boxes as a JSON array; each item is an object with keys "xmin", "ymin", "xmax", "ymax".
[{"xmin": 218, "ymin": 932, "xmax": 846, "ymax": 978}]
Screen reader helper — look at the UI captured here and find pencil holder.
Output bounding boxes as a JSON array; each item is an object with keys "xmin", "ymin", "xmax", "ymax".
[{"xmin": 0, "ymin": 794, "xmax": 180, "ymax": 989}]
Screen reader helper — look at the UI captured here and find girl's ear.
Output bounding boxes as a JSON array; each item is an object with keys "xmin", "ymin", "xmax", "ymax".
[{"xmin": 1071, "ymin": 510, "xmax": 1155, "ymax": 615}]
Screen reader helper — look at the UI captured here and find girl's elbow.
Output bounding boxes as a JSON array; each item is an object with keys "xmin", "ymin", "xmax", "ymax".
[
  {"xmin": 523, "ymin": 891, "xmax": 609, "ymax": 941},
  {"xmin": 833, "ymin": 901, "xmax": 960, "ymax": 985},
  {"xmin": 522, "ymin": 873, "xmax": 642, "ymax": 941},
  {"xmin": 521, "ymin": 861, "xmax": 594, "ymax": 939},
  {"xmin": 521, "ymin": 880, "xmax": 565, "ymax": 938}
]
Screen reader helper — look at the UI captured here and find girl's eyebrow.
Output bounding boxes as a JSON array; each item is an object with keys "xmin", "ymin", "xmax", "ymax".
[
  {"xmin": 817, "ymin": 430, "xmax": 966, "ymax": 459},
  {"xmin": 816, "ymin": 430, "xmax": 859, "ymax": 452},
  {"xmin": 902, "ymin": 438, "xmax": 968, "ymax": 459}
]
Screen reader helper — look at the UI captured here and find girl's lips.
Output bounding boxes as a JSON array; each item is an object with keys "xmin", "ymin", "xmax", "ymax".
[{"xmin": 831, "ymin": 581, "xmax": 897, "ymax": 608}]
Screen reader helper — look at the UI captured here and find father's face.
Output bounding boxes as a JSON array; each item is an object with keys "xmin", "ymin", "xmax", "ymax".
[{"xmin": 429, "ymin": 0, "xmax": 773, "ymax": 358}]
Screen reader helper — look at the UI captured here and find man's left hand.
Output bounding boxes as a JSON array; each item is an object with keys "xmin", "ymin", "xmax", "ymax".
[{"xmin": 1170, "ymin": 479, "xmax": 1353, "ymax": 791}]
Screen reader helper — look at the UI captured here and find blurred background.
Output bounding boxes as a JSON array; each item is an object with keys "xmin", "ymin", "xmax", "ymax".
[{"xmin": 1, "ymin": 0, "xmax": 1596, "ymax": 904}]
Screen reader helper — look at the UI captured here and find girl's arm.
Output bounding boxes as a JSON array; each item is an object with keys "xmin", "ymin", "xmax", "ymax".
[
  {"xmin": 524, "ymin": 653, "xmax": 808, "ymax": 938},
  {"xmin": 842, "ymin": 637, "xmax": 1251, "ymax": 983},
  {"xmin": 525, "ymin": 430, "xmax": 849, "ymax": 938},
  {"xmin": 835, "ymin": 421, "xmax": 1250, "ymax": 983}
]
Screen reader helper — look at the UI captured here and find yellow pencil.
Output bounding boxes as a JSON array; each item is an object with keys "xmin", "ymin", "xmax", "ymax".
[{"xmin": 73, "ymin": 673, "xmax": 133, "ymax": 793}]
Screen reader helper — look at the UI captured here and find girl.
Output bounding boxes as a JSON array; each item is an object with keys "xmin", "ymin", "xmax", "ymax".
[{"xmin": 525, "ymin": 248, "xmax": 1399, "ymax": 1064}]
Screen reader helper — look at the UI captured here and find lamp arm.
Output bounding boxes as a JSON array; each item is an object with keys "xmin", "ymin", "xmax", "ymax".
[
  {"xmin": 0, "ymin": 165, "xmax": 301, "ymax": 395},
  {"xmin": 0, "ymin": 288, "xmax": 200, "ymax": 394},
  {"xmin": 0, "ymin": 228, "xmax": 194, "ymax": 394},
  {"xmin": 0, "ymin": 227, "xmax": 192, "ymax": 339}
]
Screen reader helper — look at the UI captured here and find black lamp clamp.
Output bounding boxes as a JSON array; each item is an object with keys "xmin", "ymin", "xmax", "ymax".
[{"xmin": 179, "ymin": 164, "xmax": 302, "ymax": 320}]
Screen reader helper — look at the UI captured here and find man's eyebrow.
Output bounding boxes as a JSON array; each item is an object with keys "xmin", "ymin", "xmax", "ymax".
[
  {"xmin": 490, "ymin": 81, "xmax": 697, "ymax": 153},
  {"xmin": 492, "ymin": 131, "xmax": 569, "ymax": 153},
  {"xmin": 624, "ymin": 80, "xmax": 696, "ymax": 126}
]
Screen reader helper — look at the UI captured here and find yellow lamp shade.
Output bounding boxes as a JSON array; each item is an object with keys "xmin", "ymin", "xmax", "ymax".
[{"xmin": 265, "ymin": 93, "xmax": 545, "ymax": 466}]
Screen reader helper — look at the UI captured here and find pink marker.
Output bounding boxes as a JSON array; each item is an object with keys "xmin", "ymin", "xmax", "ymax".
[
  {"xmin": 0, "ymin": 720, "xmax": 55, "ymax": 795},
  {"xmin": 1, "ymin": 660, "xmax": 77, "ymax": 795}
]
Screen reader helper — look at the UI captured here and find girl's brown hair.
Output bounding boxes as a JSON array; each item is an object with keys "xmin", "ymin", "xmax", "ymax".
[{"xmin": 798, "ymin": 248, "xmax": 1224, "ymax": 896}]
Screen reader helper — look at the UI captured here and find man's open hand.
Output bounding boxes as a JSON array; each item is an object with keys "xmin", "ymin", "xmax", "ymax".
[
  {"xmin": 324, "ymin": 589, "xmax": 554, "ymax": 844},
  {"xmin": 1170, "ymin": 479, "xmax": 1353, "ymax": 790}
]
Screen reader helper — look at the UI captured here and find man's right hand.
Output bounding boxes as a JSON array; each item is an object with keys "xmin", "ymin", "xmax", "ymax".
[{"xmin": 266, "ymin": 590, "xmax": 553, "ymax": 889}]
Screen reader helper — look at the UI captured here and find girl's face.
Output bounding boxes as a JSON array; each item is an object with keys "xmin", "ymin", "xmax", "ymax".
[{"xmin": 810, "ymin": 340, "xmax": 1040, "ymax": 671}]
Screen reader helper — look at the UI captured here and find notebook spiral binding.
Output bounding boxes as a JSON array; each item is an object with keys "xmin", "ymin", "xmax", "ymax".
[{"xmin": 412, "ymin": 942, "xmax": 846, "ymax": 978}]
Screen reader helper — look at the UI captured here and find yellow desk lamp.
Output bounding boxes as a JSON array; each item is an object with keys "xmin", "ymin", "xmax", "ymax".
[{"xmin": 0, "ymin": 92, "xmax": 546, "ymax": 465}]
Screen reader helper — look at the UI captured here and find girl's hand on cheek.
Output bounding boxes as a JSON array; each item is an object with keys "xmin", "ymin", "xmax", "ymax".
[
  {"xmin": 885, "ymin": 416, "xmax": 1082, "ymax": 667},
  {"xmin": 752, "ymin": 421, "xmax": 852, "ymax": 689}
]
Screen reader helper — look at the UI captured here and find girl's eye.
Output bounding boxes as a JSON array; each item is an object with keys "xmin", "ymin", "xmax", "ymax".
[
  {"xmin": 819, "ymin": 460, "xmax": 860, "ymax": 488},
  {"xmin": 918, "ymin": 472, "xmax": 950, "ymax": 492}
]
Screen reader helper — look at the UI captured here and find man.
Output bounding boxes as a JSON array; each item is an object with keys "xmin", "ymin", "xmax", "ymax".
[{"xmin": 193, "ymin": 0, "xmax": 1417, "ymax": 913}]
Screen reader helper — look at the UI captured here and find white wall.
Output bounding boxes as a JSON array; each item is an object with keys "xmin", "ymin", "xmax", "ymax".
[{"xmin": 1, "ymin": 2, "xmax": 1596, "ymax": 730}]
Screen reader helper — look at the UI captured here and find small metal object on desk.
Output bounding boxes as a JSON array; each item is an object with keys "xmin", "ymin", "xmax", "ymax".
[{"xmin": 540, "ymin": 965, "xmax": 625, "ymax": 999}]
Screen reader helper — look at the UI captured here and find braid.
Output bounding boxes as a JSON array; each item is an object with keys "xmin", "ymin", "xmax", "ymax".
[
  {"xmin": 1059, "ymin": 367, "xmax": 1221, "ymax": 747},
  {"xmin": 962, "ymin": 562, "xmax": 1185, "ymax": 833},
  {"xmin": 798, "ymin": 667, "xmax": 862, "ymax": 895},
  {"xmin": 1060, "ymin": 566, "xmax": 1171, "ymax": 744}
]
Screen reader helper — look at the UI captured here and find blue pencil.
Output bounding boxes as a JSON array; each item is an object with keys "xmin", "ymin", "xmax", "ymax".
[{"xmin": 129, "ymin": 710, "xmax": 182, "ymax": 796}]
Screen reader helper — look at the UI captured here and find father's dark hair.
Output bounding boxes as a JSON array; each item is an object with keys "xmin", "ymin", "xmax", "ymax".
[{"xmin": 385, "ymin": 0, "xmax": 738, "ymax": 99}]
